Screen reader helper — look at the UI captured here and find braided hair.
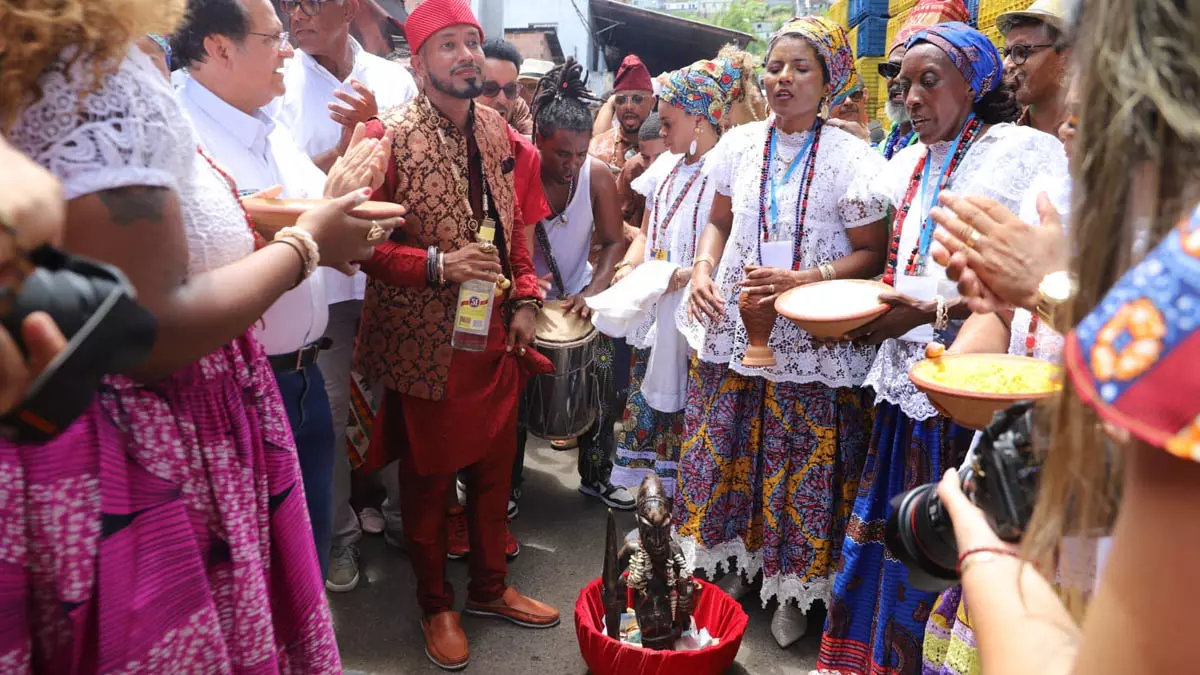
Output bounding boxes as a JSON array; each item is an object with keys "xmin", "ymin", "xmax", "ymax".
[{"xmin": 532, "ymin": 57, "xmax": 598, "ymax": 141}]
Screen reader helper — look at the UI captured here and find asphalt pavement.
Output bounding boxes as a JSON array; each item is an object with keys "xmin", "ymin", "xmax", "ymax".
[{"xmin": 329, "ymin": 440, "xmax": 824, "ymax": 674}]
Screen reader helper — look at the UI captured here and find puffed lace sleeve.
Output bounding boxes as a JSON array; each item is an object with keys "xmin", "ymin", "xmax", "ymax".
[
  {"xmin": 963, "ymin": 125, "xmax": 1068, "ymax": 214},
  {"xmin": 838, "ymin": 135, "xmax": 891, "ymax": 229},
  {"xmin": 5, "ymin": 46, "xmax": 193, "ymax": 200},
  {"xmin": 631, "ymin": 151, "xmax": 679, "ymax": 199},
  {"xmin": 703, "ymin": 122, "xmax": 759, "ymax": 197}
]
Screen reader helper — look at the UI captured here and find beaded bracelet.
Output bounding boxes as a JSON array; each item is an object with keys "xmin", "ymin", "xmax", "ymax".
[
  {"xmin": 819, "ymin": 262, "xmax": 836, "ymax": 282},
  {"xmin": 274, "ymin": 227, "xmax": 319, "ymax": 279},
  {"xmin": 933, "ymin": 294, "xmax": 949, "ymax": 331},
  {"xmin": 511, "ymin": 297, "xmax": 543, "ymax": 314}
]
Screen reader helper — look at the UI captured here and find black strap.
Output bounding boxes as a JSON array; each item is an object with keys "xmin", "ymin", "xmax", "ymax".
[
  {"xmin": 468, "ymin": 145, "xmax": 512, "ymax": 283},
  {"xmin": 534, "ymin": 220, "xmax": 567, "ymax": 300}
]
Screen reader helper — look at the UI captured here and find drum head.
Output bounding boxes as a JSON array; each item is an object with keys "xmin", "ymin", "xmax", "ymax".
[{"xmin": 536, "ymin": 300, "xmax": 596, "ymax": 344}]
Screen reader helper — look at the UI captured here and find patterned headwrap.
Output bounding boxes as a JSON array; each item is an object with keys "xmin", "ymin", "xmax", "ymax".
[
  {"xmin": 659, "ymin": 58, "xmax": 745, "ymax": 126},
  {"xmin": 906, "ymin": 22, "xmax": 1004, "ymax": 102},
  {"xmin": 1065, "ymin": 206, "xmax": 1200, "ymax": 460},
  {"xmin": 769, "ymin": 17, "xmax": 857, "ymax": 104},
  {"xmin": 890, "ymin": 0, "xmax": 971, "ymax": 55}
]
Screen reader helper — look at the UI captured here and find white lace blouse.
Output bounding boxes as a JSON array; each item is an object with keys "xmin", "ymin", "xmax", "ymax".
[
  {"xmin": 863, "ymin": 123, "xmax": 1069, "ymax": 419},
  {"xmin": 7, "ymin": 46, "xmax": 254, "ymax": 277},
  {"xmin": 676, "ymin": 120, "xmax": 890, "ymax": 387}
]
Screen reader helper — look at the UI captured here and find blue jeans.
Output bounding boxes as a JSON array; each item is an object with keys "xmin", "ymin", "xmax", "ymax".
[{"xmin": 275, "ymin": 364, "xmax": 335, "ymax": 577}]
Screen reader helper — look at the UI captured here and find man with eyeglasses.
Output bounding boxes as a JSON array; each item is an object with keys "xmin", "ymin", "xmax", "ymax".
[
  {"xmin": 588, "ymin": 54, "xmax": 656, "ymax": 175},
  {"xmin": 876, "ymin": 0, "xmax": 971, "ymax": 160},
  {"xmin": 477, "ymin": 38, "xmax": 534, "ymax": 136},
  {"xmin": 997, "ymin": 0, "xmax": 1072, "ymax": 135},
  {"xmin": 274, "ymin": 0, "xmax": 418, "ymax": 597}
]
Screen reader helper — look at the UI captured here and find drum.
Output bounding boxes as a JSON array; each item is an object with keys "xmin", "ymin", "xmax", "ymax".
[{"xmin": 525, "ymin": 301, "xmax": 598, "ymax": 440}]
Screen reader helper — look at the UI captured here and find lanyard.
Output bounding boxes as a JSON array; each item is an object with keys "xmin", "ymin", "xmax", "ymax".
[
  {"xmin": 914, "ymin": 113, "xmax": 975, "ymax": 263},
  {"xmin": 767, "ymin": 120, "xmax": 819, "ymax": 233}
]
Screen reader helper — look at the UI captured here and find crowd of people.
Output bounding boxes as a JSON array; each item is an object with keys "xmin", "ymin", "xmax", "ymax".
[{"xmin": 0, "ymin": 0, "xmax": 1197, "ymax": 673}]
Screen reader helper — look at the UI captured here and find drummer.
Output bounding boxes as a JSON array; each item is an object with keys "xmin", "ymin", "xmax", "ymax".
[{"xmin": 514, "ymin": 58, "xmax": 635, "ymax": 510}]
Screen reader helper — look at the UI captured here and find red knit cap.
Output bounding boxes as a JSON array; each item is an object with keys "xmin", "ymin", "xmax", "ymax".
[
  {"xmin": 404, "ymin": 0, "xmax": 484, "ymax": 56},
  {"xmin": 613, "ymin": 54, "xmax": 653, "ymax": 93}
]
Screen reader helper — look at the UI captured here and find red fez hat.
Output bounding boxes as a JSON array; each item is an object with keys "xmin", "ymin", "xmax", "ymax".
[
  {"xmin": 404, "ymin": 0, "xmax": 484, "ymax": 56},
  {"xmin": 613, "ymin": 54, "xmax": 653, "ymax": 93}
]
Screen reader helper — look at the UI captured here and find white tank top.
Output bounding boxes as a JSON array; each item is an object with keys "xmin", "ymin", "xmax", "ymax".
[{"xmin": 534, "ymin": 161, "xmax": 595, "ymax": 298}]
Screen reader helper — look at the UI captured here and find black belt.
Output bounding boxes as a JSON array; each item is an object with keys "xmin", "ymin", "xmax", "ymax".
[{"xmin": 268, "ymin": 337, "xmax": 332, "ymax": 374}]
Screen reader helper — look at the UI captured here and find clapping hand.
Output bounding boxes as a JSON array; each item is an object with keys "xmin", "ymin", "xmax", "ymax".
[
  {"xmin": 325, "ymin": 123, "xmax": 393, "ymax": 198},
  {"xmin": 330, "ymin": 79, "xmax": 380, "ymax": 154}
]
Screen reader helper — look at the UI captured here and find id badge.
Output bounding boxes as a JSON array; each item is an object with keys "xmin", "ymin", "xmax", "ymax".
[
  {"xmin": 895, "ymin": 275, "xmax": 937, "ymax": 343},
  {"xmin": 652, "ymin": 249, "xmax": 669, "ymax": 261},
  {"xmin": 760, "ymin": 239, "xmax": 794, "ymax": 269}
]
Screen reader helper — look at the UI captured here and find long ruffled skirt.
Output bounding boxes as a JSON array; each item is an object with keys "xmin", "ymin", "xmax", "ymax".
[
  {"xmin": 673, "ymin": 358, "xmax": 873, "ymax": 609},
  {"xmin": 816, "ymin": 402, "xmax": 971, "ymax": 675},
  {"xmin": 611, "ymin": 348, "xmax": 685, "ymax": 495},
  {"xmin": 0, "ymin": 334, "xmax": 338, "ymax": 674}
]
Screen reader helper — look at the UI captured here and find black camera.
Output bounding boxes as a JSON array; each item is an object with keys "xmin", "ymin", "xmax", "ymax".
[
  {"xmin": 0, "ymin": 246, "xmax": 156, "ymax": 442},
  {"xmin": 884, "ymin": 401, "xmax": 1043, "ymax": 592}
]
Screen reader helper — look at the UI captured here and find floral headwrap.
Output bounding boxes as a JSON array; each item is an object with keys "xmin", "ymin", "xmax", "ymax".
[
  {"xmin": 659, "ymin": 58, "xmax": 745, "ymax": 126},
  {"xmin": 769, "ymin": 16, "xmax": 857, "ymax": 104},
  {"xmin": 906, "ymin": 21, "xmax": 1003, "ymax": 102}
]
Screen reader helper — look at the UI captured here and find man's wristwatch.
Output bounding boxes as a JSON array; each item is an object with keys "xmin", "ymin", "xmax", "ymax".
[{"xmin": 1035, "ymin": 270, "xmax": 1076, "ymax": 333}]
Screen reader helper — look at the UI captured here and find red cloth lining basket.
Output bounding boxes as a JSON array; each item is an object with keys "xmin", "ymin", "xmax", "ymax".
[{"xmin": 575, "ymin": 578, "xmax": 748, "ymax": 675}]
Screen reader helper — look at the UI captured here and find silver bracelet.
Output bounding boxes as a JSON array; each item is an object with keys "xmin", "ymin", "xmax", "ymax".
[{"xmin": 933, "ymin": 294, "xmax": 949, "ymax": 331}]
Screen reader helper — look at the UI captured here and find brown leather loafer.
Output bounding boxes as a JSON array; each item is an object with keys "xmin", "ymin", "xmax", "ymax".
[
  {"xmin": 421, "ymin": 611, "xmax": 469, "ymax": 671},
  {"xmin": 464, "ymin": 587, "xmax": 560, "ymax": 628}
]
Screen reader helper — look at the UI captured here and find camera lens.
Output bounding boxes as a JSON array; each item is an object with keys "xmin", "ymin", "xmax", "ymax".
[{"xmin": 885, "ymin": 483, "xmax": 961, "ymax": 592}]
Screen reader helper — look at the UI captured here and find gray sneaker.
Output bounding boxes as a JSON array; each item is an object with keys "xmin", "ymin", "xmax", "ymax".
[{"xmin": 325, "ymin": 545, "xmax": 361, "ymax": 593}]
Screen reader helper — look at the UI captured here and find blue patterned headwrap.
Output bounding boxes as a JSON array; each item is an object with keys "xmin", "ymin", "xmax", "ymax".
[
  {"xmin": 659, "ymin": 58, "xmax": 745, "ymax": 126},
  {"xmin": 906, "ymin": 21, "xmax": 1003, "ymax": 101}
]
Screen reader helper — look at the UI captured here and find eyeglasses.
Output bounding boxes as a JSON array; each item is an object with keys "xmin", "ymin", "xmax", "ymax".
[
  {"xmin": 614, "ymin": 94, "xmax": 646, "ymax": 106},
  {"xmin": 279, "ymin": 0, "xmax": 335, "ymax": 18},
  {"xmin": 247, "ymin": 31, "xmax": 291, "ymax": 50},
  {"xmin": 480, "ymin": 81, "xmax": 519, "ymax": 99},
  {"xmin": 1001, "ymin": 44, "xmax": 1054, "ymax": 65},
  {"xmin": 877, "ymin": 62, "xmax": 901, "ymax": 79},
  {"xmin": 846, "ymin": 89, "xmax": 865, "ymax": 102}
]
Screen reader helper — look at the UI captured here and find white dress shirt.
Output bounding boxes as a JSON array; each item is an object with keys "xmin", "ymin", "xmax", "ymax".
[
  {"xmin": 179, "ymin": 75, "xmax": 330, "ymax": 357},
  {"xmin": 274, "ymin": 39, "xmax": 418, "ymax": 304}
]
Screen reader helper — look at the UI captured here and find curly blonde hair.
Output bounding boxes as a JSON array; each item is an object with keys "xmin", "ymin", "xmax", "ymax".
[
  {"xmin": 0, "ymin": 0, "xmax": 186, "ymax": 131},
  {"xmin": 717, "ymin": 44, "xmax": 767, "ymax": 128}
]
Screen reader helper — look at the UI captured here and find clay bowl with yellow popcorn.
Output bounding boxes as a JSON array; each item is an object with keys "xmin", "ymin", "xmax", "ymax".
[
  {"xmin": 909, "ymin": 351, "xmax": 1063, "ymax": 430},
  {"xmin": 775, "ymin": 279, "xmax": 893, "ymax": 340}
]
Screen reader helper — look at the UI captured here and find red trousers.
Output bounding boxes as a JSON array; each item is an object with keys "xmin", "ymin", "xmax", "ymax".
[{"xmin": 387, "ymin": 389, "xmax": 519, "ymax": 616}]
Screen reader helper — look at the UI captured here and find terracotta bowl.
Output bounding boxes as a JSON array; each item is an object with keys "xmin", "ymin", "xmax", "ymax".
[
  {"xmin": 241, "ymin": 197, "xmax": 400, "ymax": 238},
  {"xmin": 909, "ymin": 353, "xmax": 1063, "ymax": 430},
  {"xmin": 774, "ymin": 279, "xmax": 893, "ymax": 340}
]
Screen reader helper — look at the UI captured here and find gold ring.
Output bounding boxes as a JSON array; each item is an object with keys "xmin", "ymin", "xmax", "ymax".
[
  {"xmin": 768, "ymin": 284, "xmax": 775, "ymax": 294},
  {"xmin": 496, "ymin": 276, "xmax": 511, "ymax": 290},
  {"xmin": 479, "ymin": 241, "xmax": 497, "ymax": 254},
  {"xmin": 518, "ymin": 346, "xmax": 527, "ymax": 356},
  {"xmin": 367, "ymin": 220, "xmax": 387, "ymax": 244},
  {"xmin": 965, "ymin": 228, "xmax": 982, "ymax": 250}
]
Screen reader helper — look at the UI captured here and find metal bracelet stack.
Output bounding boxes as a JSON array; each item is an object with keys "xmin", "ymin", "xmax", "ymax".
[
  {"xmin": 819, "ymin": 262, "xmax": 836, "ymax": 282},
  {"xmin": 426, "ymin": 246, "xmax": 442, "ymax": 288}
]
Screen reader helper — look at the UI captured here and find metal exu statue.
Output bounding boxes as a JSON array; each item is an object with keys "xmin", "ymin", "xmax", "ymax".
[{"xmin": 602, "ymin": 475, "xmax": 700, "ymax": 650}]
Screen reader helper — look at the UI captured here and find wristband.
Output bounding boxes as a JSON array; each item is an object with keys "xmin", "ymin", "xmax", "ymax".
[{"xmin": 957, "ymin": 546, "xmax": 1023, "ymax": 575}]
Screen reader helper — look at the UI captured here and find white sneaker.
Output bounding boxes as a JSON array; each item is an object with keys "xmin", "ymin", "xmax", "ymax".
[
  {"xmin": 716, "ymin": 571, "xmax": 751, "ymax": 601},
  {"xmin": 325, "ymin": 545, "xmax": 361, "ymax": 593},
  {"xmin": 358, "ymin": 507, "xmax": 385, "ymax": 535},
  {"xmin": 578, "ymin": 479, "xmax": 635, "ymax": 510},
  {"xmin": 771, "ymin": 602, "xmax": 808, "ymax": 648}
]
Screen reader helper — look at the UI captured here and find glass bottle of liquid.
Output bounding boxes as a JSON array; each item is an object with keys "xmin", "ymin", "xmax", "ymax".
[{"xmin": 450, "ymin": 220, "xmax": 497, "ymax": 352}]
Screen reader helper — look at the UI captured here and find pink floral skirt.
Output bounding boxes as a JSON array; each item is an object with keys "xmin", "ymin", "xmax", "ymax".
[{"xmin": 0, "ymin": 334, "xmax": 338, "ymax": 674}]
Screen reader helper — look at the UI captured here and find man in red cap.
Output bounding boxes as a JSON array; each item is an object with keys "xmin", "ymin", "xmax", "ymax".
[
  {"xmin": 589, "ymin": 54, "xmax": 656, "ymax": 175},
  {"xmin": 356, "ymin": 0, "xmax": 560, "ymax": 669}
]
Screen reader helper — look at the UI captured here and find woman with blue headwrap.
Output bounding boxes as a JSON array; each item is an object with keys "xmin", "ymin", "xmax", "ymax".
[
  {"xmin": 676, "ymin": 16, "xmax": 891, "ymax": 648},
  {"xmin": 815, "ymin": 22, "xmax": 1068, "ymax": 675}
]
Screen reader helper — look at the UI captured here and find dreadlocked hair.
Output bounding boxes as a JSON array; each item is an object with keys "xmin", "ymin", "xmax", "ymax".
[
  {"xmin": 533, "ymin": 57, "xmax": 598, "ymax": 141},
  {"xmin": 1023, "ymin": 0, "xmax": 1200, "ymax": 620}
]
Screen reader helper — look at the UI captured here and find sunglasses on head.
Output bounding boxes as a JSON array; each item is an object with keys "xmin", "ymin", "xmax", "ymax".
[
  {"xmin": 1001, "ymin": 43, "xmax": 1054, "ymax": 65},
  {"xmin": 480, "ymin": 81, "xmax": 519, "ymax": 99},
  {"xmin": 877, "ymin": 62, "xmax": 901, "ymax": 79},
  {"xmin": 279, "ymin": 0, "xmax": 335, "ymax": 18},
  {"xmin": 614, "ymin": 94, "xmax": 646, "ymax": 106}
]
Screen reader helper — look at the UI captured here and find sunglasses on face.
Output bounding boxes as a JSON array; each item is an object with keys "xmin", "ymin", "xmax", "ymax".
[
  {"xmin": 279, "ymin": 0, "xmax": 335, "ymax": 18},
  {"xmin": 480, "ymin": 81, "xmax": 519, "ymax": 99},
  {"xmin": 1002, "ymin": 43, "xmax": 1054, "ymax": 65},
  {"xmin": 877, "ymin": 62, "xmax": 902, "ymax": 79},
  {"xmin": 614, "ymin": 94, "xmax": 646, "ymax": 106}
]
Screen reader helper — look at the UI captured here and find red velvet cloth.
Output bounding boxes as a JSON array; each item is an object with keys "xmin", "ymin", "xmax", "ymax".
[
  {"xmin": 402, "ymin": 0, "xmax": 483, "ymax": 55},
  {"xmin": 575, "ymin": 579, "xmax": 748, "ymax": 675}
]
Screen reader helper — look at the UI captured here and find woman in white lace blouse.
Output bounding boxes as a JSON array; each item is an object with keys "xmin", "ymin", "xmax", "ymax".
[
  {"xmin": 0, "ymin": 1, "xmax": 402, "ymax": 672},
  {"xmin": 814, "ymin": 23, "xmax": 1068, "ymax": 675},
  {"xmin": 679, "ymin": 17, "xmax": 890, "ymax": 648}
]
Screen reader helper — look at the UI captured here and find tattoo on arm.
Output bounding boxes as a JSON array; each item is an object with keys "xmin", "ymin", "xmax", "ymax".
[{"xmin": 97, "ymin": 186, "xmax": 170, "ymax": 225}]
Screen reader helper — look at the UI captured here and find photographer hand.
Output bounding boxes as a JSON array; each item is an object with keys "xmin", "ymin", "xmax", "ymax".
[
  {"xmin": 0, "ymin": 312, "xmax": 68, "ymax": 414},
  {"xmin": 0, "ymin": 138, "xmax": 65, "ymax": 254},
  {"xmin": 937, "ymin": 469, "xmax": 1015, "ymax": 557}
]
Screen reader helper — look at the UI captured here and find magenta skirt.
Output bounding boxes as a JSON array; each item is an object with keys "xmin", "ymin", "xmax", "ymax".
[{"xmin": 0, "ymin": 334, "xmax": 339, "ymax": 674}]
